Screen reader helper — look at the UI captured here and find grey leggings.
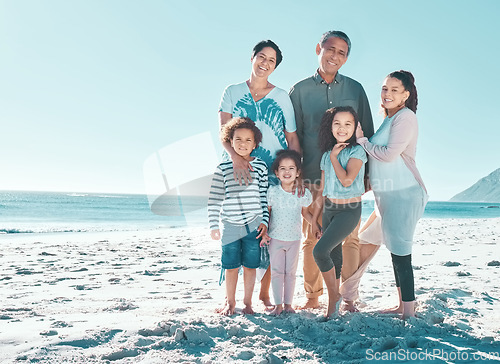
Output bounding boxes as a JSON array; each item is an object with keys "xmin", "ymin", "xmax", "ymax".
[{"xmin": 313, "ymin": 201, "xmax": 361, "ymax": 278}]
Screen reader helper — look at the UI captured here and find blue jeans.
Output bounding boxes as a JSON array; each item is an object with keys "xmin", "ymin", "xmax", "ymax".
[{"xmin": 221, "ymin": 228, "xmax": 261, "ymax": 270}]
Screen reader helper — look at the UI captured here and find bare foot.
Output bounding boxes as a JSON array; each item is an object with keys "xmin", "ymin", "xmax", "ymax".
[
  {"xmin": 401, "ymin": 301, "xmax": 416, "ymax": 320},
  {"xmin": 269, "ymin": 305, "xmax": 283, "ymax": 316},
  {"xmin": 264, "ymin": 305, "xmax": 276, "ymax": 313},
  {"xmin": 297, "ymin": 298, "xmax": 320, "ymax": 310},
  {"xmin": 219, "ymin": 303, "xmax": 236, "ymax": 316},
  {"xmin": 342, "ymin": 300, "xmax": 359, "ymax": 313},
  {"xmin": 260, "ymin": 296, "xmax": 274, "ymax": 308},
  {"xmin": 326, "ymin": 294, "xmax": 341, "ymax": 318},
  {"xmin": 379, "ymin": 305, "xmax": 403, "ymax": 314},
  {"xmin": 242, "ymin": 305, "xmax": 255, "ymax": 315},
  {"xmin": 215, "ymin": 299, "xmax": 229, "ymax": 314},
  {"xmin": 402, "ymin": 312, "xmax": 416, "ymax": 320},
  {"xmin": 283, "ymin": 304, "xmax": 296, "ymax": 314}
]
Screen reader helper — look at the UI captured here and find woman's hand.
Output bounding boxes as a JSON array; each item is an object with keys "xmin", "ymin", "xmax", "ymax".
[
  {"xmin": 211, "ymin": 229, "xmax": 221, "ymax": 240},
  {"xmin": 356, "ymin": 123, "xmax": 364, "ymax": 139},
  {"xmin": 256, "ymin": 223, "xmax": 268, "ymax": 239},
  {"xmin": 312, "ymin": 222, "xmax": 322, "ymax": 240},
  {"xmin": 231, "ymin": 153, "xmax": 254, "ymax": 186},
  {"xmin": 331, "ymin": 143, "xmax": 348, "ymax": 157}
]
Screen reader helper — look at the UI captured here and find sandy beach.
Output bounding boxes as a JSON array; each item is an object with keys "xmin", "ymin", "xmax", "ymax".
[{"xmin": 1, "ymin": 218, "xmax": 499, "ymax": 363}]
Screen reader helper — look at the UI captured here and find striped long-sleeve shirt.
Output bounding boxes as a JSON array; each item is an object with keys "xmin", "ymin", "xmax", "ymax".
[{"xmin": 208, "ymin": 158, "xmax": 269, "ymax": 230}]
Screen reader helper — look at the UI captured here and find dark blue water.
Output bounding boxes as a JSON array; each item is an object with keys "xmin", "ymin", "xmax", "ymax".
[{"xmin": 0, "ymin": 191, "xmax": 499, "ymax": 234}]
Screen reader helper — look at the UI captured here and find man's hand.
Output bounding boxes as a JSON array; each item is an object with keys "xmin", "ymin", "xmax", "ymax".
[{"xmin": 312, "ymin": 222, "xmax": 322, "ymax": 240}]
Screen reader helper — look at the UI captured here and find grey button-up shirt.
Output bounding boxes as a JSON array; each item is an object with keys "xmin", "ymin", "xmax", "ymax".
[{"xmin": 289, "ymin": 71, "xmax": 374, "ymax": 183}]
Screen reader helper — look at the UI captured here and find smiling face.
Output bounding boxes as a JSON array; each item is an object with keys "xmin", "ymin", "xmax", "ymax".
[
  {"xmin": 381, "ymin": 77, "xmax": 410, "ymax": 116},
  {"xmin": 276, "ymin": 157, "xmax": 299, "ymax": 186},
  {"xmin": 316, "ymin": 36, "xmax": 348, "ymax": 81},
  {"xmin": 230, "ymin": 128, "xmax": 256, "ymax": 160},
  {"xmin": 251, "ymin": 46, "xmax": 277, "ymax": 79},
  {"xmin": 331, "ymin": 111, "xmax": 355, "ymax": 143}
]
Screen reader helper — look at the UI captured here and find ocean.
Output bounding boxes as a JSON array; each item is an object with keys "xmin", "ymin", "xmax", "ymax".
[{"xmin": 1, "ymin": 191, "xmax": 499, "ymax": 235}]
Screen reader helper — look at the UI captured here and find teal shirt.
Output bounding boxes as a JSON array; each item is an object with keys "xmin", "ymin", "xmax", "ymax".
[
  {"xmin": 289, "ymin": 72, "xmax": 374, "ymax": 183},
  {"xmin": 320, "ymin": 145, "xmax": 367, "ymax": 199}
]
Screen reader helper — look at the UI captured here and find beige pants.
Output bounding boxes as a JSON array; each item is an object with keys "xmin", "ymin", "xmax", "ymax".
[{"xmin": 302, "ymin": 183, "xmax": 361, "ymax": 299}]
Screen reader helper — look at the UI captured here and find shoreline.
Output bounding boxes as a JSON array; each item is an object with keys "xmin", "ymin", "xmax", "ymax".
[{"xmin": 1, "ymin": 215, "xmax": 499, "ymax": 236}]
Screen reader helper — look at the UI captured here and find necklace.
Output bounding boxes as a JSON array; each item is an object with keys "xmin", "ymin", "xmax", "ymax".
[{"xmin": 248, "ymin": 81, "xmax": 270, "ymax": 97}]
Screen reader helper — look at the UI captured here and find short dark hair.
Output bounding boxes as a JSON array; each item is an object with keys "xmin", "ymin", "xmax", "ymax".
[
  {"xmin": 384, "ymin": 70, "xmax": 418, "ymax": 116},
  {"xmin": 272, "ymin": 149, "xmax": 302, "ymax": 174},
  {"xmin": 318, "ymin": 106, "xmax": 359, "ymax": 153},
  {"xmin": 252, "ymin": 40, "xmax": 283, "ymax": 68},
  {"xmin": 319, "ymin": 31, "xmax": 351, "ymax": 56},
  {"xmin": 220, "ymin": 116, "xmax": 262, "ymax": 146}
]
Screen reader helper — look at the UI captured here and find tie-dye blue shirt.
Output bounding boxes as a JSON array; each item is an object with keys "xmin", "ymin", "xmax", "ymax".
[{"xmin": 219, "ymin": 82, "xmax": 297, "ymax": 184}]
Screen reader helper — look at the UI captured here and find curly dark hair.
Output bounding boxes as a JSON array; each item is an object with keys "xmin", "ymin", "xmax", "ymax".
[
  {"xmin": 318, "ymin": 106, "xmax": 359, "ymax": 153},
  {"xmin": 220, "ymin": 116, "xmax": 262, "ymax": 146},
  {"xmin": 271, "ymin": 149, "xmax": 302, "ymax": 174},
  {"xmin": 384, "ymin": 70, "xmax": 418, "ymax": 116}
]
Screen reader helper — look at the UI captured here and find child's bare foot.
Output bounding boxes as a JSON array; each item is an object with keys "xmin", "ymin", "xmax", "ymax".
[
  {"xmin": 219, "ymin": 302, "xmax": 236, "ymax": 316},
  {"xmin": 342, "ymin": 300, "xmax": 359, "ymax": 313},
  {"xmin": 242, "ymin": 305, "xmax": 255, "ymax": 315},
  {"xmin": 297, "ymin": 297, "xmax": 320, "ymax": 310},
  {"xmin": 264, "ymin": 305, "xmax": 276, "ymax": 313},
  {"xmin": 270, "ymin": 304, "xmax": 283, "ymax": 316},
  {"xmin": 215, "ymin": 299, "xmax": 229, "ymax": 314},
  {"xmin": 325, "ymin": 294, "xmax": 341, "ymax": 318},
  {"xmin": 283, "ymin": 304, "xmax": 295, "ymax": 314},
  {"xmin": 260, "ymin": 296, "xmax": 274, "ymax": 308}
]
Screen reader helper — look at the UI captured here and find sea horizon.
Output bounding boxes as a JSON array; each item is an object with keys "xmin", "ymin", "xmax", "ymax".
[
  {"xmin": 3, "ymin": 188, "xmax": 500, "ymax": 203},
  {"xmin": 1, "ymin": 190, "xmax": 500, "ymax": 235}
]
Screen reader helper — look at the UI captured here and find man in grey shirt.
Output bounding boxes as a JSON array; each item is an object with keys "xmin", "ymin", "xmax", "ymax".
[{"xmin": 289, "ymin": 30, "xmax": 374, "ymax": 311}]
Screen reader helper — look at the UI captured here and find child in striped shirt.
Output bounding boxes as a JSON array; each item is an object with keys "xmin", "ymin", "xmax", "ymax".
[{"xmin": 208, "ymin": 117, "xmax": 269, "ymax": 316}]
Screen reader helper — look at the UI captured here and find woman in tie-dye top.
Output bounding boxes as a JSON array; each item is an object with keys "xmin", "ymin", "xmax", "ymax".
[
  {"xmin": 218, "ymin": 40, "xmax": 300, "ymax": 185},
  {"xmin": 218, "ymin": 39, "xmax": 301, "ymax": 309}
]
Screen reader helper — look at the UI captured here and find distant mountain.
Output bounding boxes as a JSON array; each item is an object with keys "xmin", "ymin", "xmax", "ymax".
[{"xmin": 450, "ymin": 168, "xmax": 500, "ymax": 202}]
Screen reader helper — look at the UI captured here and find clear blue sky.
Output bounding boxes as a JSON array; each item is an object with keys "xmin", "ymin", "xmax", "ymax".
[{"xmin": 1, "ymin": 0, "xmax": 499, "ymax": 200}]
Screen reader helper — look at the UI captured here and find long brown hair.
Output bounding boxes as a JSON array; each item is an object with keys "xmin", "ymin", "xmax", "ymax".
[{"xmin": 318, "ymin": 106, "xmax": 359, "ymax": 153}]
